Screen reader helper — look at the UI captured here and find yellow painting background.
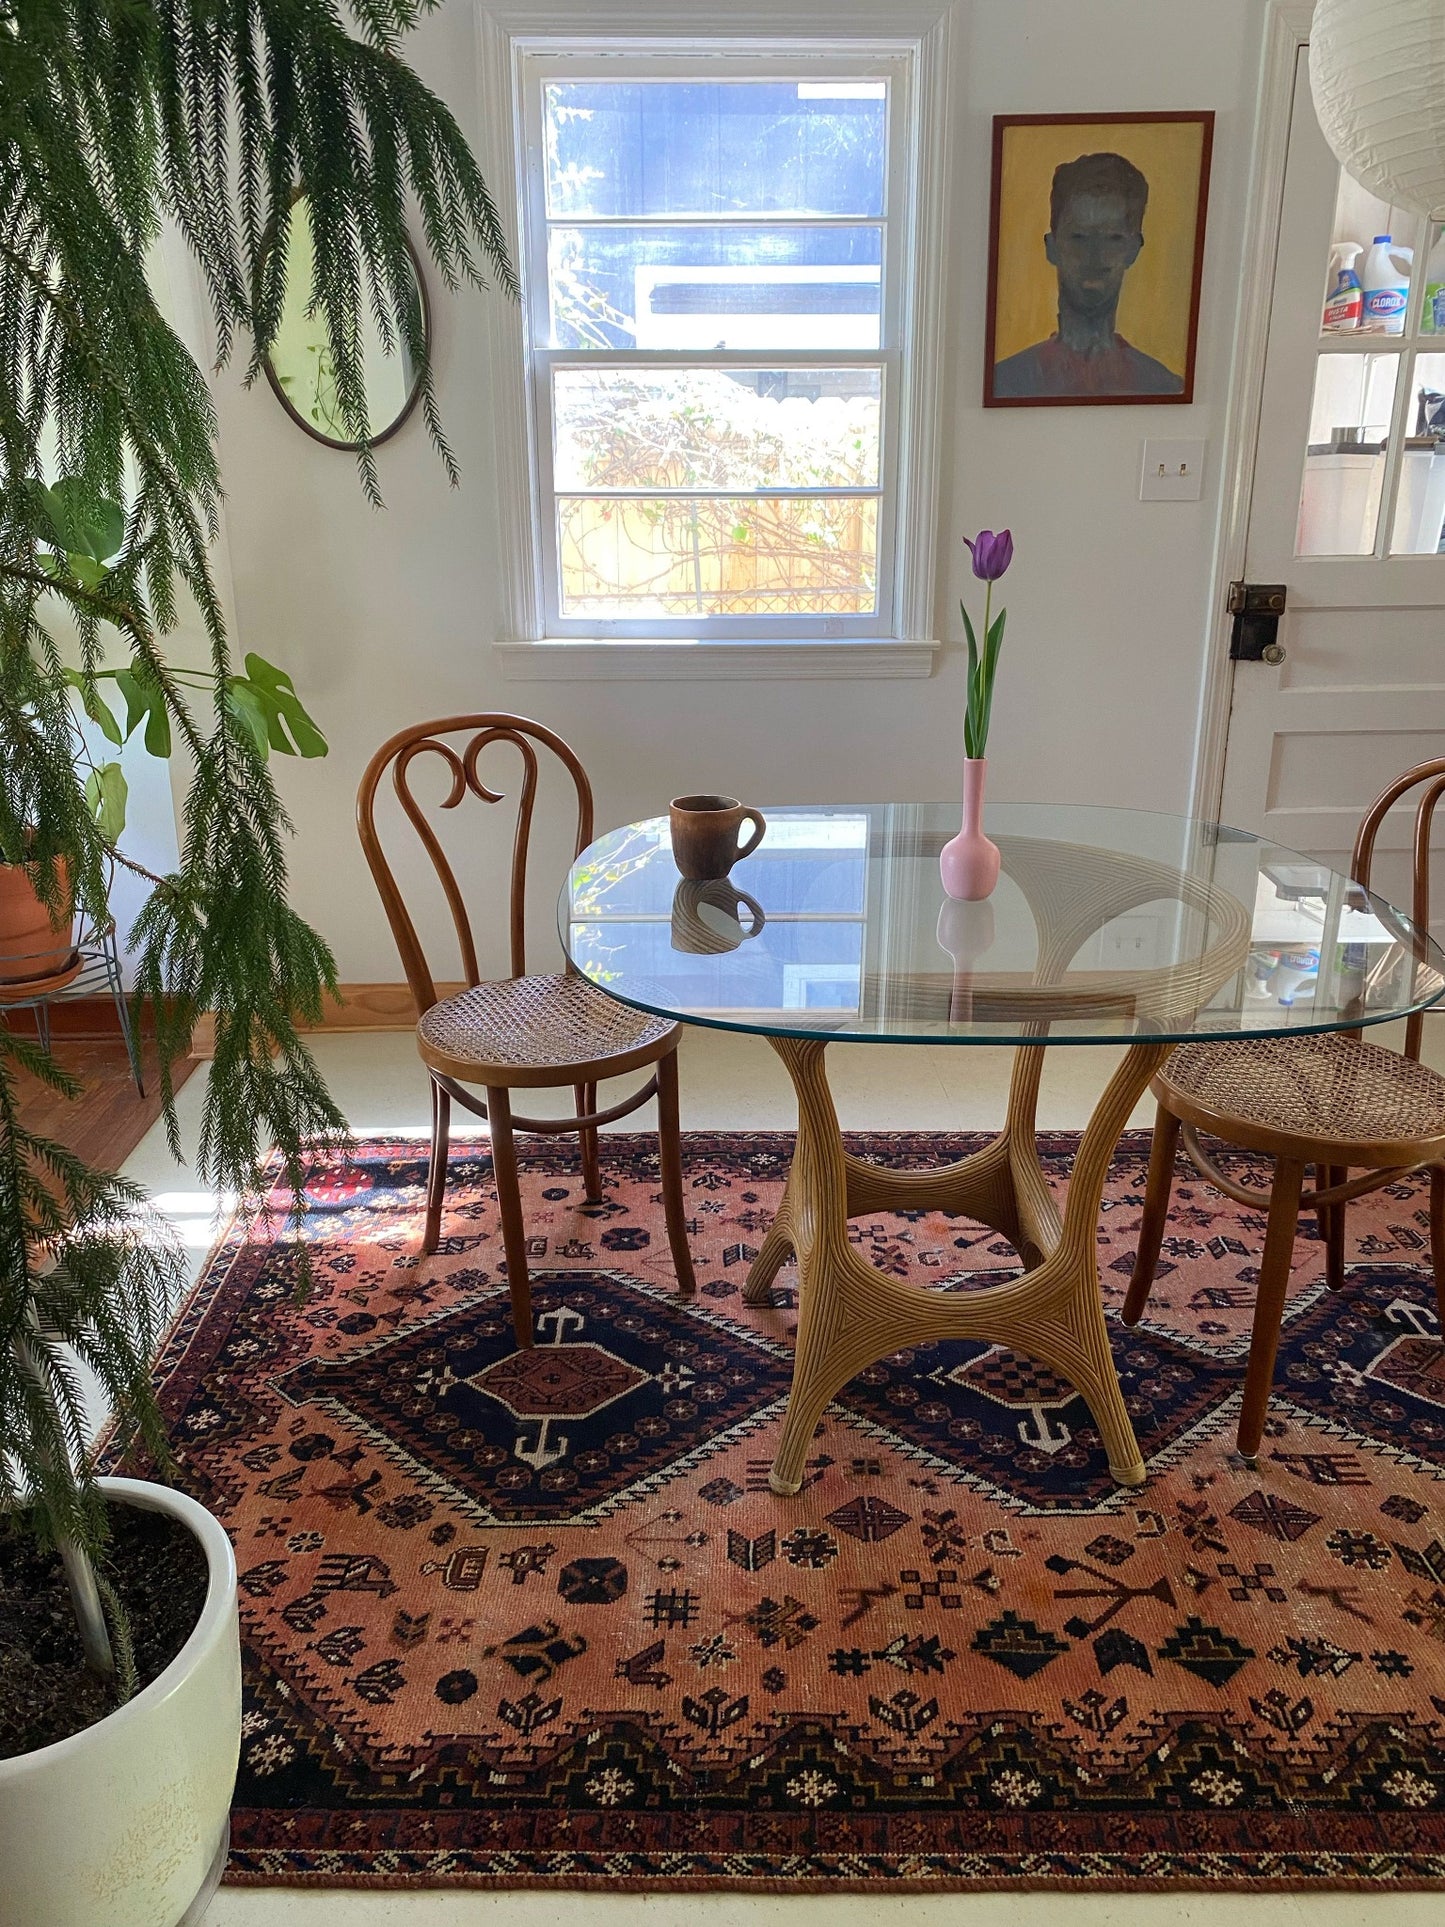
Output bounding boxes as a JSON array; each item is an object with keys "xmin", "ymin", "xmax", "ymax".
[{"xmin": 992, "ymin": 119, "xmax": 1207, "ymax": 377}]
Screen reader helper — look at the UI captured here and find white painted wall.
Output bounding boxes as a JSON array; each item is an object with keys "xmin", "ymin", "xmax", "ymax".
[{"xmin": 208, "ymin": 0, "xmax": 1268, "ymax": 984}]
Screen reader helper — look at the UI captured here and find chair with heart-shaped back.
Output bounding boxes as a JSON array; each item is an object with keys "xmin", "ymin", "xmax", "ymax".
[
  {"xmin": 357, "ymin": 713, "xmax": 696, "ymax": 1349},
  {"xmin": 1123, "ymin": 756, "xmax": 1445, "ymax": 1463}
]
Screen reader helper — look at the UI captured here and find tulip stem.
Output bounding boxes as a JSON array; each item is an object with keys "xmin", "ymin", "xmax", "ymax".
[{"xmin": 965, "ymin": 580, "xmax": 993, "ymax": 760}]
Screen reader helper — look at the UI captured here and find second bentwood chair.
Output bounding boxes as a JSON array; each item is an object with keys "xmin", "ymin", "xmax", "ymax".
[
  {"xmin": 357, "ymin": 714, "xmax": 696, "ymax": 1348},
  {"xmin": 1123, "ymin": 758, "xmax": 1445, "ymax": 1464}
]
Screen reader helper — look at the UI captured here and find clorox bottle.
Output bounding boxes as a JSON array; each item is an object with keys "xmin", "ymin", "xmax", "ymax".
[{"xmin": 1362, "ymin": 235, "xmax": 1414, "ymax": 334}]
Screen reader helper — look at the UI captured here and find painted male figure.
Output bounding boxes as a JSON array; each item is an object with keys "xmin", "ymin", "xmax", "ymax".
[{"xmin": 992, "ymin": 150, "xmax": 1183, "ymax": 400}]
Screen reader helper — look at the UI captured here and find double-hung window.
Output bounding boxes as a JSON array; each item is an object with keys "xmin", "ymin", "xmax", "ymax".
[{"xmin": 513, "ymin": 42, "xmax": 934, "ymax": 647}]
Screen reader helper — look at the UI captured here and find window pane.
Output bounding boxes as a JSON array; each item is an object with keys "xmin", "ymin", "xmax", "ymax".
[
  {"xmin": 1319, "ymin": 169, "xmax": 1425, "ymax": 341},
  {"xmin": 547, "ymin": 225, "xmax": 882, "ymax": 350},
  {"xmin": 1296, "ymin": 353, "xmax": 1400, "ymax": 556},
  {"xmin": 544, "ymin": 80, "xmax": 886, "ymax": 219},
  {"xmin": 557, "ymin": 495, "xmax": 878, "ymax": 617},
  {"xmin": 1391, "ymin": 352, "xmax": 1445, "ymax": 553},
  {"xmin": 552, "ymin": 367, "xmax": 882, "ymax": 491}
]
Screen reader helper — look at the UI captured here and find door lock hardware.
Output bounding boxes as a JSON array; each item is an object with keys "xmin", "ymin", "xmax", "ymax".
[{"xmin": 1228, "ymin": 581, "xmax": 1288, "ymax": 662}]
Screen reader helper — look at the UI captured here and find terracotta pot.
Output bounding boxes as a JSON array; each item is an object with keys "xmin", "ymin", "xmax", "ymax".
[
  {"xmin": 0, "ymin": 856, "xmax": 75, "ymax": 984},
  {"xmin": 0, "ymin": 1479, "xmax": 241, "ymax": 1927}
]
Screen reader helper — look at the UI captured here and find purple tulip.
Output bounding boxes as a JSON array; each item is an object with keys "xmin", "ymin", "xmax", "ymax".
[{"xmin": 963, "ymin": 528, "xmax": 1014, "ymax": 581}]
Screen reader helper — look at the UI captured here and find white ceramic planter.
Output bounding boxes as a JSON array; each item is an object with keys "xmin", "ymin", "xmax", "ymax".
[{"xmin": 0, "ymin": 1477, "xmax": 240, "ymax": 1927}]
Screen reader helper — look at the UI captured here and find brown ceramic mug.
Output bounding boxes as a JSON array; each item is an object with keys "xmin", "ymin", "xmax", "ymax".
[
  {"xmin": 670, "ymin": 878, "xmax": 767, "ymax": 954},
  {"xmin": 669, "ymin": 794, "xmax": 766, "ymax": 880}
]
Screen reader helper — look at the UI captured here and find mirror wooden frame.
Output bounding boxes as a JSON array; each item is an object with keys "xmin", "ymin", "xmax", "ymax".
[{"xmin": 259, "ymin": 199, "xmax": 431, "ymax": 451}]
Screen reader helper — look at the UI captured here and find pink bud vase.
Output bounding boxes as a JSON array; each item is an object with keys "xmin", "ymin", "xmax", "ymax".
[{"xmin": 939, "ymin": 756, "xmax": 1000, "ymax": 901}]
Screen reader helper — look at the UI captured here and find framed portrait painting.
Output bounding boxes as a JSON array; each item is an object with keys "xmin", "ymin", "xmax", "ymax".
[{"xmin": 984, "ymin": 112, "xmax": 1215, "ymax": 407}]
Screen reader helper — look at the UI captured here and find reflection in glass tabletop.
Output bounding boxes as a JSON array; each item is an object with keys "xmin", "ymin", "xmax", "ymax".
[{"xmin": 561, "ymin": 803, "xmax": 1445, "ymax": 1046}]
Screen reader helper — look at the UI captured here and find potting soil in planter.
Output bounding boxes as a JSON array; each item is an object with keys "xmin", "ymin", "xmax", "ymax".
[{"xmin": 0, "ymin": 1502, "xmax": 208, "ymax": 1756}]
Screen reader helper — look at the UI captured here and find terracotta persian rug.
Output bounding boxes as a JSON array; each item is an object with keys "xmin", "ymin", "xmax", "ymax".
[{"xmin": 121, "ymin": 1131, "xmax": 1445, "ymax": 1890}]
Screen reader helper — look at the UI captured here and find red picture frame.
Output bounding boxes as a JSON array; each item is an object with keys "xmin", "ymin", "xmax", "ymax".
[{"xmin": 983, "ymin": 111, "xmax": 1215, "ymax": 408}]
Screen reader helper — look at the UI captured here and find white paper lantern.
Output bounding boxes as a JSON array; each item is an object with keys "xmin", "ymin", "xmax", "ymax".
[{"xmin": 1310, "ymin": 0, "xmax": 1445, "ymax": 217}]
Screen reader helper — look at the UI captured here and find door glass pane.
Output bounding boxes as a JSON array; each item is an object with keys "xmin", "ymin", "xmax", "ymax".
[
  {"xmin": 1296, "ymin": 353, "xmax": 1400, "ymax": 555},
  {"xmin": 552, "ymin": 367, "xmax": 882, "ymax": 491},
  {"xmin": 1390, "ymin": 352, "xmax": 1445, "ymax": 553},
  {"xmin": 556, "ymin": 495, "xmax": 879, "ymax": 617},
  {"xmin": 543, "ymin": 80, "xmax": 887, "ymax": 219},
  {"xmin": 547, "ymin": 225, "xmax": 883, "ymax": 350},
  {"xmin": 1419, "ymin": 221, "xmax": 1445, "ymax": 337},
  {"xmin": 1319, "ymin": 171, "xmax": 1421, "ymax": 340}
]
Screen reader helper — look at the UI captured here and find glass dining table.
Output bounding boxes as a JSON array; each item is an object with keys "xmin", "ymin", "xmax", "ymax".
[{"xmin": 560, "ymin": 803, "xmax": 1445, "ymax": 1499}]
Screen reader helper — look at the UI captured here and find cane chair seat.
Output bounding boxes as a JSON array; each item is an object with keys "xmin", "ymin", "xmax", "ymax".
[
  {"xmin": 1126, "ymin": 755, "xmax": 1445, "ymax": 1466},
  {"xmin": 1159, "ymin": 1031, "xmax": 1445, "ymax": 1157},
  {"xmin": 417, "ymin": 973, "xmax": 680, "ymax": 1088}
]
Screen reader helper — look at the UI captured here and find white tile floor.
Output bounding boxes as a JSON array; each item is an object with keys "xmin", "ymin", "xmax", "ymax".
[{"xmin": 116, "ymin": 1022, "xmax": 1442, "ymax": 1926}]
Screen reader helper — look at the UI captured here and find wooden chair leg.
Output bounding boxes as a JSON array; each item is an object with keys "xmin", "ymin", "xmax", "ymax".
[
  {"xmin": 575, "ymin": 1080, "xmax": 602, "ymax": 1204},
  {"xmin": 1321, "ymin": 1164, "xmax": 1348, "ymax": 1292},
  {"xmin": 656, "ymin": 1046, "xmax": 696, "ymax": 1298},
  {"xmin": 1430, "ymin": 1165, "xmax": 1445, "ymax": 1332},
  {"xmin": 486, "ymin": 1085, "xmax": 533, "ymax": 1348},
  {"xmin": 1122, "ymin": 1103, "xmax": 1182, "ymax": 1326},
  {"xmin": 1237, "ymin": 1156, "xmax": 1306, "ymax": 1465},
  {"xmin": 422, "ymin": 1078, "xmax": 450, "ymax": 1256}
]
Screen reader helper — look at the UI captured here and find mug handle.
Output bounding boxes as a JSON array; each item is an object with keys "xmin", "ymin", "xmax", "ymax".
[
  {"xmin": 734, "ymin": 889, "xmax": 767, "ymax": 937},
  {"xmin": 735, "ymin": 808, "xmax": 767, "ymax": 862}
]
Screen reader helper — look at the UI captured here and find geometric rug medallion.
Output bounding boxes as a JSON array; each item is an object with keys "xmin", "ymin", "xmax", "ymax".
[{"xmin": 116, "ymin": 1132, "xmax": 1445, "ymax": 1890}]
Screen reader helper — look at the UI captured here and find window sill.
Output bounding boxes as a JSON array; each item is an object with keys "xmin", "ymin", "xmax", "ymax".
[{"xmin": 493, "ymin": 638, "xmax": 940, "ymax": 681}]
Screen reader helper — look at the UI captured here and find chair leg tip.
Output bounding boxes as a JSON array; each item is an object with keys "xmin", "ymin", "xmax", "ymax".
[{"xmin": 768, "ymin": 1467, "xmax": 803, "ymax": 1497}]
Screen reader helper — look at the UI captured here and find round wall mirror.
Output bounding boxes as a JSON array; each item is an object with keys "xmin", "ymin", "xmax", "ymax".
[{"xmin": 262, "ymin": 194, "xmax": 429, "ymax": 450}]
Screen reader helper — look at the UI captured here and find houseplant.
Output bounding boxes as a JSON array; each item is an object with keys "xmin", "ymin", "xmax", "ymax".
[
  {"xmin": 940, "ymin": 528, "xmax": 1014, "ymax": 901},
  {"xmin": 0, "ymin": 0, "xmax": 515, "ymax": 1919}
]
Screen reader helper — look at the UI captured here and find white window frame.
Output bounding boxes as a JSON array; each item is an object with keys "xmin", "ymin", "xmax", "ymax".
[{"xmin": 480, "ymin": 13, "xmax": 951, "ymax": 680}]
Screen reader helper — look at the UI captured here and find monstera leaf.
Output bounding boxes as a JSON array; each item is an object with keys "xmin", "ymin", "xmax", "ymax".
[
  {"xmin": 84, "ymin": 762, "xmax": 129, "ymax": 843},
  {"xmin": 226, "ymin": 653, "xmax": 328, "ymax": 760},
  {"xmin": 113, "ymin": 662, "xmax": 172, "ymax": 757},
  {"xmin": 35, "ymin": 479, "xmax": 125, "ymax": 589},
  {"xmin": 62, "ymin": 667, "xmax": 124, "ymax": 745}
]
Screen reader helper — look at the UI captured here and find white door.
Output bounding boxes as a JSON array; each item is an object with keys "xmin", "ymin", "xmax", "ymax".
[{"xmin": 1218, "ymin": 45, "xmax": 1445, "ymax": 920}]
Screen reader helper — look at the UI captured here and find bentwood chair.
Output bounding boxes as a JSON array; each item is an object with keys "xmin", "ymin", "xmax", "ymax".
[
  {"xmin": 357, "ymin": 714, "xmax": 696, "ymax": 1348},
  {"xmin": 1124, "ymin": 758, "xmax": 1445, "ymax": 1464}
]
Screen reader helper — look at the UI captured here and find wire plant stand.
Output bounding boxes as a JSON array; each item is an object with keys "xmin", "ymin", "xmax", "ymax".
[{"xmin": 0, "ymin": 911, "xmax": 144, "ymax": 1096}]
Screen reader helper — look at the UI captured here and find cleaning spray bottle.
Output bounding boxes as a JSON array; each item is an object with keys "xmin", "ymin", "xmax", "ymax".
[
  {"xmin": 1322, "ymin": 243, "xmax": 1363, "ymax": 332},
  {"xmin": 1362, "ymin": 235, "xmax": 1414, "ymax": 334}
]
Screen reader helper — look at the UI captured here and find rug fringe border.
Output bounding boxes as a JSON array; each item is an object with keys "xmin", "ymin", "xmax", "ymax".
[{"xmin": 221, "ymin": 1870, "xmax": 1445, "ymax": 1894}]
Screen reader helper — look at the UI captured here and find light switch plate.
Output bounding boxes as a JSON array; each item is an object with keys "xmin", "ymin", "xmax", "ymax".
[{"xmin": 1140, "ymin": 438, "xmax": 1206, "ymax": 501}]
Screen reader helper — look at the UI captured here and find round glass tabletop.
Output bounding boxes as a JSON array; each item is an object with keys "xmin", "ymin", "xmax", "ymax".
[{"xmin": 559, "ymin": 803, "xmax": 1445, "ymax": 1047}]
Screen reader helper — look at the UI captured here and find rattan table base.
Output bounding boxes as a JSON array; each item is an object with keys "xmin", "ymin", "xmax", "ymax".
[{"xmin": 745, "ymin": 1034, "xmax": 1171, "ymax": 1495}]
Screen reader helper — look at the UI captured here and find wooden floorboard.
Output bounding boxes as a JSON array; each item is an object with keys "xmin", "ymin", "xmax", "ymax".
[{"xmin": 9, "ymin": 1035, "xmax": 199, "ymax": 1170}]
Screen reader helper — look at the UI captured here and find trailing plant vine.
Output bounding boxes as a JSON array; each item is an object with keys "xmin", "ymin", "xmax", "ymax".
[{"xmin": 0, "ymin": 0, "xmax": 515, "ymax": 1685}]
